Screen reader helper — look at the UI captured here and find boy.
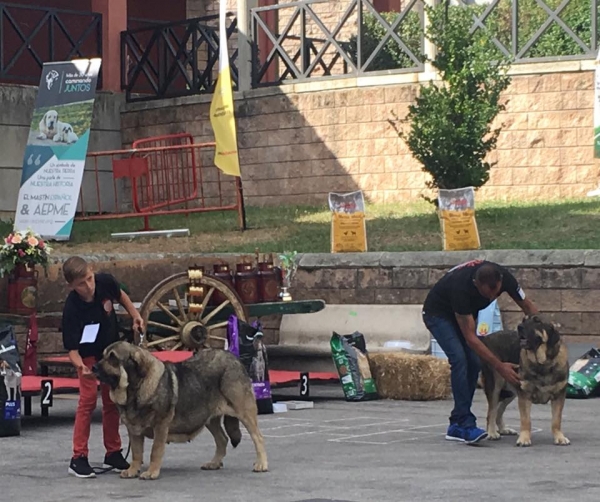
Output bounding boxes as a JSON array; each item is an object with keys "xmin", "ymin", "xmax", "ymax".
[
  {"xmin": 61, "ymin": 256, "xmax": 144, "ymax": 478},
  {"xmin": 422, "ymin": 260, "xmax": 538, "ymax": 445}
]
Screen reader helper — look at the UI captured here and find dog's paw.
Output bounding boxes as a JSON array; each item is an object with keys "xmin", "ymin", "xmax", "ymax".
[
  {"xmin": 252, "ymin": 461, "xmax": 268, "ymax": 473},
  {"xmin": 554, "ymin": 434, "xmax": 570, "ymax": 446},
  {"xmin": 487, "ymin": 430, "xmax": 501, "ymax": 441},
  {"xmin": 139, "ymin": 469, "xmax": 160, "ymax": 480},
  {"xmin": 120, "ymin": 467, "xmax": 140, "ymax": 479},
  {"xmin": 499, "ymin": 427, "xmax": 518, "ymax": 436},
  {"xmin": 201, "ymin": 461, "xmax": 223, "ymax": 470},
  {"xmin": 516, "ymin": 434, "xmax": 532, "ymax": 447}
]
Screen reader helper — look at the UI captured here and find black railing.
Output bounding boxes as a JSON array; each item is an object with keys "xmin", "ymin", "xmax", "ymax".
[
  {"xmin": 251, "ymin": 0, "xmax": 424, "ymax": 87},
  {"xmin": 250, "ymin": 0, "xmax": 600, "ymax": 88},
  {"xmin": 121, "ymin": 14, "xmax": 238, "ymax": 103},
  {"xmin": 0, "ymin": 2, "xmax": 102, "ymax": 86}
]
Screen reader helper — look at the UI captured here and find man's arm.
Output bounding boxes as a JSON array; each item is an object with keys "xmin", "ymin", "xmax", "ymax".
[
  {"xmin": 455, "ymin": 313, "xmax": 521, "ymax": 387},
  {"xmin": 513, "ymin": 297, "xmax": 538, "ymax": 316}
]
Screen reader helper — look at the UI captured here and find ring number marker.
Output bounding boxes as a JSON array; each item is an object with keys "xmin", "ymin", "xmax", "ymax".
[
  {"xmin": 299, "ymin": 372, "xmax": 309, "ymax": 398},
  {"xmin": 41, "ymin": 379, "xmax": 53, "ymax": 408}
]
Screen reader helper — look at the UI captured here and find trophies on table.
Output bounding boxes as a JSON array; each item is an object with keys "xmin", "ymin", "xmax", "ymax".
[{"xmin": 278, "ymin": 251, "xmax": 298, "ymax": 302}]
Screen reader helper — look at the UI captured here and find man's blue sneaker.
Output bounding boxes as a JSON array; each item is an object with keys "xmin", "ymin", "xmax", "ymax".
[{"xmin": 445, "ymin": 424, "xmax": 488, "ymax": 445}]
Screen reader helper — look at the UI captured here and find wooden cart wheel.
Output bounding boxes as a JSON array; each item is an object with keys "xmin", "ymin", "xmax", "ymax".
[{"xmin": 138, "ymin": 271, "xmax": 248, "ymax": 351}]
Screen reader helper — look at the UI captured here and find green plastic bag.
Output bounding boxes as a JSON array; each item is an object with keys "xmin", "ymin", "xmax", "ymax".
[
  {"xmin": 330, "ymin": 331, "xmax": 379, "ymax": 402},
  {"xmin": 566, "ymin": 348, "xmax": 600, "ymax": 399}
]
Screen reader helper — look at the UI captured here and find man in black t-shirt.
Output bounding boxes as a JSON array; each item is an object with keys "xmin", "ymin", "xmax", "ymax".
[
  {"xmin": 61, "ymin": 256, "xmax": 144, "ymax": 478},
  {"xmin": 422, "ymin": 260, "xmax": 538, "ymax": 445}
]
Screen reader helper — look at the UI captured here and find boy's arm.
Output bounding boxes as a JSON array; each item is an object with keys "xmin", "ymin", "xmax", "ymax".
[
  {"xmin": 119, "ymin": 289, "xmax": 144, "ymax": 332},
  {"xmin": 68, "ymin": 350, "xmax": 94, "ymax": 378}
]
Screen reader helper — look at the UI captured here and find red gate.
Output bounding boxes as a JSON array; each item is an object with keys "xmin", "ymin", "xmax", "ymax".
[{"xmin": 78, "ymin": 134, "xmax": 245, "ymax": 231}]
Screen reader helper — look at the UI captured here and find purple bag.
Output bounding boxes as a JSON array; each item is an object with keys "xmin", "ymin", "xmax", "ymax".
[{"xmin": 227, "ymin": 315, "xmax": 273, "ymax": 414}]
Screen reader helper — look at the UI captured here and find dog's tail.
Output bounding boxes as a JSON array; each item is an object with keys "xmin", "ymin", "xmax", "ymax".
[{"xmin": 224, "ymin": 415, "xmax": 242, "ymax": 448}]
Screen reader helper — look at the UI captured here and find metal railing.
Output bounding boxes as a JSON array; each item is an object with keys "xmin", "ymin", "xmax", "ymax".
[
  {"xmin": 121, "ymin": 13, "xmax": 239, "ymax": 103},
  {"xmin": 0, "ymin": 2, "xmax": 102, "ymax": 86},
  {"xmin": 80, "ymin": 133, "xmax": 244, "ymax": 231},
  {"xmin": 250, "ymin": 0, "xmax": 599, "ymax": 87}
]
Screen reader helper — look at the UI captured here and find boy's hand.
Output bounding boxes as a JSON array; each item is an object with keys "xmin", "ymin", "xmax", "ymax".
[
  {"xmin": 133, "ymin": 315, "xmax": 144, "ymax": 333},
  {"xmin": 80, "ymin": 365, "xmax": 96, "ymax": 379}
]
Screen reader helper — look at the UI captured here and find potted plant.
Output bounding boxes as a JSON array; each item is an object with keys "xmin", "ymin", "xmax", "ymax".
[{"xmin": 0, "ymin": 228, "xmax": 52, "ymax": 279}]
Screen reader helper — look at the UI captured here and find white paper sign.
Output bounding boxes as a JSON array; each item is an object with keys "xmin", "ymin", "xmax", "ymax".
[{"xmin": 80, "ymin": 323, "xmax": 100, "ymax": 344}]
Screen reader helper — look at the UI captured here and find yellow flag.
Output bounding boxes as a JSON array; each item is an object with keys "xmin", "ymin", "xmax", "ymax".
[{"xmin": 209, "ymin": 0, "xmax": 241, "ymax": 177}]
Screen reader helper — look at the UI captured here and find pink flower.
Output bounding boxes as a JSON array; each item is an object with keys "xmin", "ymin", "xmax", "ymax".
[
  {"xmin": 27, "ymin": 236, "xmax": 38, "ymax": 247},
  {"xmin": 39, "ymin": 240, "xmax": 45, "ymax": 249},
  {"xmin": 18, "ymin": 249, "xmax": 25, "ymax": 257},
  {"xmin": 11, "ymin": 234, "xmax": 22, "ymax": 244},
  {"xmin": 5, "ymin": 234, "xmax": 12, "ymax": 244}
]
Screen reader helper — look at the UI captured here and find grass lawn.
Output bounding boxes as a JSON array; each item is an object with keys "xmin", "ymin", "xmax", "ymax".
[{"xmin": 2, "ymin": 198, "xmax": 600, "ymax": 255}]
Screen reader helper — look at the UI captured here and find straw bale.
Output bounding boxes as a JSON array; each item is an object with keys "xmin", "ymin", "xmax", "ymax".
[{"xmin": 369, "ymin": 352, "xmax": 451, "ymax": 401}]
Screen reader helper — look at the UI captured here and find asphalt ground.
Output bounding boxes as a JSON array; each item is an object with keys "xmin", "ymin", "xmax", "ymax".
[{"xmin": 2, "ymin": 342, "xmax": 600, "ymax": 502}]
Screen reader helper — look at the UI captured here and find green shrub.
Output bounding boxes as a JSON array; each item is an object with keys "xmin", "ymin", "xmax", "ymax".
[{"xmin": 398, "ymin": 3, "xmax": 512, "ymax": 197}]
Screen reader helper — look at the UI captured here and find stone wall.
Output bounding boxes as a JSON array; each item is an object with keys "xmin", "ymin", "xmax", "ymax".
[
  {"xmin": 122, "ymin": 61, "xmax": 599, "ymax": 206},
  {"xmin": 9, "ymin": 249, "xmax": 600, "ymax": 367}
]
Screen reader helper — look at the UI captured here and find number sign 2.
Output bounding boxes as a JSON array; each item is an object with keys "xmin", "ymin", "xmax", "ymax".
[{"xmin": 41, "ymin": 379, "xmax": 53, "ymax": 408}]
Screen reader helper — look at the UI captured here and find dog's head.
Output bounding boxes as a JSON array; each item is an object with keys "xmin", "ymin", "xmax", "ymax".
[
  {"xmin": 93, "ymin": 341, "xmax": 148, "ymax": 391},
  {"xmin": 43, "ymin": 110, "xmax": 58, "ymax": 130},
  {"xmin": 45, "ymin": 70, "xmax": 59, "ymax": 89},
  {"xmin": 517, "ymin": 314, "xmax": 562, "ymax": 363}
]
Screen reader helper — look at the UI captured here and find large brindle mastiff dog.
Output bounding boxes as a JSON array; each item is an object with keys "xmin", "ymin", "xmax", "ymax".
[
  {"xmin": 93, "ymin": 341, "xmax": 268, "ymax": 480},
  {"xmin": 479, "ymin": 315, "xmax": 570, "ymax": 447}
]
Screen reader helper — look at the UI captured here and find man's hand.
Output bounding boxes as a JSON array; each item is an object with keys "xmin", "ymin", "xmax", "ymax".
[
  {"xmin": 455, "ymin": 314, "xmax": 520, "ymax": 387},
  {"xmin": 497, "ymin": 362, "xmax": 521, "ymax": 387}
]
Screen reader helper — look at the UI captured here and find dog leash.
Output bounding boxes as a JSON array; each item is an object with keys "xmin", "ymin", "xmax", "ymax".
[{"xmin": 91, "ymin": 442, "xmax": 132, "ymax": 475}]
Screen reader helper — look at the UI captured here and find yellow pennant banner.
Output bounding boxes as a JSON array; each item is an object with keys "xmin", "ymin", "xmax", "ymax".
[{"xmin": 209, "ymin": 0, "xmax": 241, "ymax": 177}]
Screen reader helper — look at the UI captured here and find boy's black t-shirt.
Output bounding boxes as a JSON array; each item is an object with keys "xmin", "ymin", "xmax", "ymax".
[
  {"xmin": 62, "ymin": 273, "xmax": 122, "ymax": 360},
  {"xmin": 423, "ymin": 260, "xmax": 525, "ymax": 320}
]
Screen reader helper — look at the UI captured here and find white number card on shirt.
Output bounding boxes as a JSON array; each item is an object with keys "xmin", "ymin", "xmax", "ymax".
[{"xmin": 81, "ymin": 323, "xmax": 100, "ymax": 344}]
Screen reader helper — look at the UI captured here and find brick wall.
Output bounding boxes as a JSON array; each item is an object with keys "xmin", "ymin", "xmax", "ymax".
[
  {"xmin": 10, "ymin": 250, "xmax": 600, "ymax": 368},
  {"xmin": 121, "ymin": 63, "xmax": 598, "ymax": 205}
]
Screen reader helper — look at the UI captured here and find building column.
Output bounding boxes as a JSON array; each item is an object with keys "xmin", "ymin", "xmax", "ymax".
[
  {"xmin": 91, "ymin": 0, "xmax": 127, "ymax": 92},
  {"xmin": 422, "ymin": 0, "xmax": 438, "ymax": 81},
  {"xmin": 237, "ymin": 0, "xmax": 258, "ymax": 92}
]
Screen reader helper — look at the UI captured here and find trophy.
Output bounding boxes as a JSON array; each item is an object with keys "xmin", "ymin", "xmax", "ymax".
[{"xmin": 278, "ymin": 251, "xmax": 298, "ymax": 302}]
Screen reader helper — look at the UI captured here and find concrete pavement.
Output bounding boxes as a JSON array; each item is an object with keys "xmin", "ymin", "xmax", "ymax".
[{"xmin": 2, "ymin": 377, "xmax": 600, "ymax": 502}]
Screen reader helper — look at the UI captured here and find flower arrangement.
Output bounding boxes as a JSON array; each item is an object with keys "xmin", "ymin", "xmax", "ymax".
[{"xmin": 0, "ymin": 228, "xmax": 52, "ymax": 277}]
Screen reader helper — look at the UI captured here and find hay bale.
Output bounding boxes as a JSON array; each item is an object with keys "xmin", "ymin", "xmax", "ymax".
[{"xmin": 369, "ymin": 352, "xmax": 451, "ymax": 401}]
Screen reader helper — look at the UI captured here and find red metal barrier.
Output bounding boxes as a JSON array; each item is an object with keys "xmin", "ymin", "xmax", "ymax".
[{"xmin": 78, "ymin": 134, "xmax": 245, "ymax": 231}]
